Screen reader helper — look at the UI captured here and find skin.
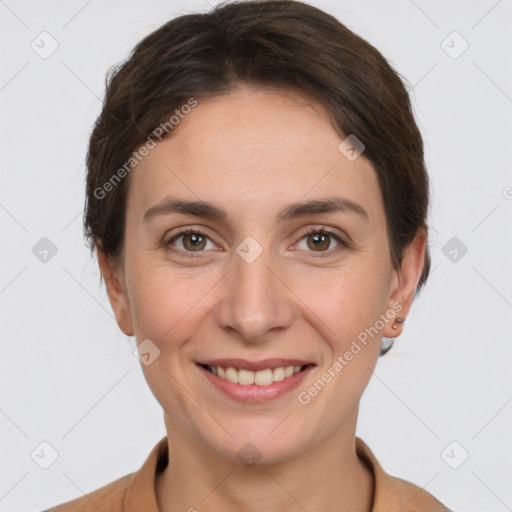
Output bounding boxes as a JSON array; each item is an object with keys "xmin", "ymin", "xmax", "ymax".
[{"xmin": 97, "ymin": 85, "xmax": 426, "ymax": 512}]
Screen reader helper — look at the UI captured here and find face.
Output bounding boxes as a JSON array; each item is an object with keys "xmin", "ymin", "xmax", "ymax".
[{"xmin": 99, "ymin": 85, "xmax": 425, "ymax": 464}]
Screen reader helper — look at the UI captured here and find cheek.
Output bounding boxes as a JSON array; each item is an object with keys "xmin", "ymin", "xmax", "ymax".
[
  {"xmin": 128, "ymin": 265, "xmax": 215, "ymax": 345},
  {"xmin": 127, "ymin": 269, "xmax": 213, "ymax": 409},
  {"xmin": 305, "ymin": 262, "xmax": 389, "ymax": 334},
  {"xmin": 296, "ymin": 263, "xmax": 388, "ymax": 388},
  {"xmin": 304, "ymin": 272, "xmax": 385, "ymax": 407}
]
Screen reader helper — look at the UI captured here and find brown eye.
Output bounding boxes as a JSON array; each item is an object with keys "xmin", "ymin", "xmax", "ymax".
[
  {"xmin": 306, "ymin": 232, "xmax": 331, "ymax": 251},
  {"xmin": 297, "ymin": 227, "xmax": 348, "ymax": 254},
  {"xmin": 165, "ymin": 229, "xmax": 214, "ymax": 255},
  {"xmin": 182, "ymin": 232, "xmax": 207, "ymax": 251}
]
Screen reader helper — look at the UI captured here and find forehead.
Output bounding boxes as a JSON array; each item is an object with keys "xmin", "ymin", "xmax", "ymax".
[{"xmin": 127, "ymin": 87, "xmax": 382, "ymax": 226}]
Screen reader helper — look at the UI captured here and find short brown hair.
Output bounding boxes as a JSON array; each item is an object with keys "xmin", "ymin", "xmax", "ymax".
[{"xmin": 84, "ymin": 0, "xmax": 431, "ymax": 355}]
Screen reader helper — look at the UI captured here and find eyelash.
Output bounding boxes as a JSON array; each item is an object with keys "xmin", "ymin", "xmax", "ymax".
[{"xmin": 164, "ymin": 226, "xmax": 349, "ymax": 259}]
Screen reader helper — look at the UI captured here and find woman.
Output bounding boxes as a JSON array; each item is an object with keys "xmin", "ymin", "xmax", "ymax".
[{"xmin": 45, "ymin": 0, "xmax": 453, "ymax": 510}]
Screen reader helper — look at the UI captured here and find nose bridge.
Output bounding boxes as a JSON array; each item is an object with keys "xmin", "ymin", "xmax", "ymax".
[{"xmin": 216, "ymin": 238, "xmax": 293, "ymax": 342}]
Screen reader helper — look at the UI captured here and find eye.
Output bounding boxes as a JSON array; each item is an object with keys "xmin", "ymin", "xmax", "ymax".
[
  {"xmin": 164, "ymin": 226, "xmax": 349, "ymax": 259},
  {"xmin": 164, "ymin": 228, "xmax": 216, "ymax": 256},
  {"xmin": 295, "ymin": 226, "xmax": 349, "ymax": 255}
]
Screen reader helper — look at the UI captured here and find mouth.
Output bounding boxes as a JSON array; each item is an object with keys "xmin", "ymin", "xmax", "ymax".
[
  {"xmin": 196, "ymin": 361, "xmax": 316, "ymax": 402},
  {"xmin": 197, "ymin": 360, "xmax": 316, "ymax": 386}
]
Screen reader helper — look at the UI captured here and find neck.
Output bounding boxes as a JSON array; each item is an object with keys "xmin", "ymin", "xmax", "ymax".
[{"xmin": 155, "ymin": 413, "xmax": 374, "ymax": 512}]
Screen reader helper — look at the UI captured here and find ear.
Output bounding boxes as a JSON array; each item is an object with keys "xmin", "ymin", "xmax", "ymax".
[
  {"xmin": 382, "ymin": 227, "xmax": 427, "ymax": 338},
  {"xmin": 96, "ymin": 244, "xmax": 134, "ymax": 336}
]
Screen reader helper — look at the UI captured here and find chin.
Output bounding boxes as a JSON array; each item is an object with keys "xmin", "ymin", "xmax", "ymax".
[{"xmin": 199, "ymin": 421, "xmax": 310, "ymax": 466}]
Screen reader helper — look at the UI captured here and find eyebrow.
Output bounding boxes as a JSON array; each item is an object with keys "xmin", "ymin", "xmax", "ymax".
[{"xmin": 143, "ymin": 196, "xmax": 369, "ymax": 223}]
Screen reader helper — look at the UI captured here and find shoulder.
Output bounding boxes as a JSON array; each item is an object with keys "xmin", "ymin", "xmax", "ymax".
[
  {"xmin": 378, "ymin": 471, "xmax": 454, "ymax": 511},
  {"xmin": 355, "ymin": 437, "xmax": 454, "ymax": 511},
  {"xmin": 42, "ymin": 435, "xmax": 168, "ymax": 512},
  {"xmin": 42, "ymin": 472, "xmax": 134, "ymax": 512}
]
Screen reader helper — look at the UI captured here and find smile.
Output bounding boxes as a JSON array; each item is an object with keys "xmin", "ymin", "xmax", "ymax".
[
  {"xmin": 196, "ymin": 362, "xmax": 316, "ymax": 402},
  {"xmin": 200, "ymin": 363, "xmax": 313, "ymax": 386}
]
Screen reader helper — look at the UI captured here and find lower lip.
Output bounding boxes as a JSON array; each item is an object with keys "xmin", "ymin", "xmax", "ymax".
[{"xmin": 197, "ymin": 364, "xmax": 315, "ymax": 403}]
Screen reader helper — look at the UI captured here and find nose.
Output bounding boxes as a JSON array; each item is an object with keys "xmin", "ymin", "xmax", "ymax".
[{"xmin": 214, "ymin": 242, "xmax": 295, "ymax": 344}]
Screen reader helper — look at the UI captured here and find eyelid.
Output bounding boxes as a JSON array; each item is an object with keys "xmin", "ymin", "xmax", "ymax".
[
  {"xmin": 164, "ymin": 227, "xmax": 219, "ymax": 256},
  {"xmin": 164, "ymin": 225, "xmax": 350, "ymax": 257},
  {"xmin": 292, "ymin": 225, "xmax": 350, "ymax": 253}
]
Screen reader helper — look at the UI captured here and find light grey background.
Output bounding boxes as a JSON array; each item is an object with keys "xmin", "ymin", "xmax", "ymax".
[{"xmin": 1, "ymin": 1, "xmax": 511, "ymax": 511}]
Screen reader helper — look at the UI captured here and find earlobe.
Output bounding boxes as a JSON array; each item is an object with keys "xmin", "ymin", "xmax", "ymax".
[
  {"xmin": 96, "ymin": 244, "xmax": 134, "ymax": 337},
  {"xmin": 383, "ymin": 228, "xmax": 427, "ymax": 338}
]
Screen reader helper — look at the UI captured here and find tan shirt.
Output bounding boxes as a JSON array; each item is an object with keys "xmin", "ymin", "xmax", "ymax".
[{"xmin": 44, "ymin": 436, "xmax": 452, "ymax": 511}]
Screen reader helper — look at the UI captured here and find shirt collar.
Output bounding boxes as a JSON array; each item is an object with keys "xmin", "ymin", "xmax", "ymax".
[{"xmin": 123, "ymin": 435, "xmax": 445, "ymax": 512}]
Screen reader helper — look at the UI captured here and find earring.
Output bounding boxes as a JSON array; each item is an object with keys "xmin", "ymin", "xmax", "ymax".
[{"xmin": 392, "ymin": 317, "xmax": 405, "ymax": 330}]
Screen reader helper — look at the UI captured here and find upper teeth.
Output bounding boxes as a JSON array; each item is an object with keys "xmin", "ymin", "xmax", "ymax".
[{"xmin": 209, "ymin": 365, "xmax": 304, "ymax": 386}]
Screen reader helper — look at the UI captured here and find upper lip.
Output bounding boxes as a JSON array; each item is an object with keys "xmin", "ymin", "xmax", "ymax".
[{"xmin": 198, "ymin": 358, "xmax": 316, "ymax": 371}]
